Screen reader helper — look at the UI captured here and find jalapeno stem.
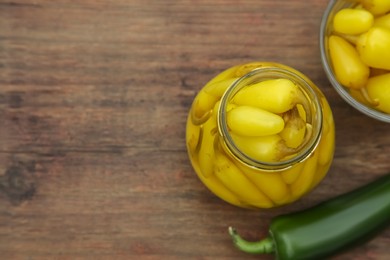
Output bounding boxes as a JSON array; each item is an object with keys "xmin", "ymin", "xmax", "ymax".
[
  {"xmin": 359, "ymin": 87, "xmax": 379, "ymax": 106},
  {"xmin": 191, "ymin": 110, "xmax": 212, "ymax": 125},
  {"xmin": 296, "ymin": 90, "xmax": 312, "ymax": 124},
  {"xmin": 275, "ymin": 123, "xmax": 313, "ymax": 160},
  {"xmin": 228, "ymin": 227, "xmax": 275, "ymax": 255}
]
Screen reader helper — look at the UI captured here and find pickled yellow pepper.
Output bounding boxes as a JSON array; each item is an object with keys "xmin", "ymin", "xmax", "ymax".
[
  {"xmin": 366, "ymin": 73, "xmax": 390, "ymax": 113},
  {"xmin": 333, "ymin": 8, "xmax": 373, "ymax": 35},
  {"xmin": 357, "ymin": 27, "xmax": 390, "ymax": 70},
  {"xmin": 360, "ymin": 0, "xmax": 390, "ymax": 15},
  {"xmin": 227, "ymin": 106, "xmax": 285, "ymax": 137},
  {"xmin": 328, "ymin": 35, "xmax": 369, "ymax": 89},
  {"xmin": 373, "ymin": 13, "xmax": 390, "ymax": 29}
]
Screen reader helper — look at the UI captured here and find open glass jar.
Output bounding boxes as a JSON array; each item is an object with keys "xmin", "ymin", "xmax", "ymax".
[{"xmin": 186, "ymin": 62, "xmax": 335, "ymax": 209}]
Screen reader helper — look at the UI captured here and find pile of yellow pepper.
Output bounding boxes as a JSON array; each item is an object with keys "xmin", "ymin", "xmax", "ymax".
[
  {"xmin": 328, "ymin": 0, "xmax": 390, "ymax": 113},
  {"xmin": 226, "ymin": 78, "xmax": 310, "ymax": 163}
]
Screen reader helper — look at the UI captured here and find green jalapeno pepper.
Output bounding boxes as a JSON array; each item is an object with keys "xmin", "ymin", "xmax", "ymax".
[{"xmin": 229, "ymin": 173, "xmax": 390, "ymax": 259}]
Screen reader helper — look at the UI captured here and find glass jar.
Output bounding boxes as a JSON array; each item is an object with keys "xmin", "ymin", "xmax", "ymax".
[{"xmin": 186, "ymin": 62, "xmax": 335, "ymax": 209}]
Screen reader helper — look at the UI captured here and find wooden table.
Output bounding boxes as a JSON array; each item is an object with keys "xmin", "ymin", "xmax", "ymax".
[{"xmin": 1, "ymin": 0, "xmax": 389, "ymax": 259}]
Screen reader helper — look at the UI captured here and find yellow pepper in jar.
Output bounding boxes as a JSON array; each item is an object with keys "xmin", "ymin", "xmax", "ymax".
[
  {"xmin": 186, "ymin": 62, "xmax": 335, "ymax": 209},
  {"xmin": 226, "ymin": 106, "xmax": 285, "ymax": 137}
]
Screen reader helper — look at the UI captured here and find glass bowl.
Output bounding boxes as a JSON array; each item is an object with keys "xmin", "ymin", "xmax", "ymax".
[{"xmin": 320, "ymin": 0, "xmax": 390, "ymax": 123}]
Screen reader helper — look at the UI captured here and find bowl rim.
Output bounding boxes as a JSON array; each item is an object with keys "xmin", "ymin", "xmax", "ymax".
[{"xmin": 319, "ymin": 0, "xmax": 390, "ymax": 123}]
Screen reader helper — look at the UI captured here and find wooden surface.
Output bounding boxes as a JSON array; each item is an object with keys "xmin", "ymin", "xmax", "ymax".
[{"xmin": 1, "ymin": 0, "xmax": 389, "ymax": 259}]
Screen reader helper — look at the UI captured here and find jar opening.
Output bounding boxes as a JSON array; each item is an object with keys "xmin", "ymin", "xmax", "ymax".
[{"xmin": 217, "ymin": 67, "xmax": 323, "ymax": 171}]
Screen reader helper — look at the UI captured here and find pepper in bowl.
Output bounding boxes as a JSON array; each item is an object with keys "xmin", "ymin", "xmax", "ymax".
[{"xmin": 320, "ymin": 0, "xmax": 390, "ymax": 122}]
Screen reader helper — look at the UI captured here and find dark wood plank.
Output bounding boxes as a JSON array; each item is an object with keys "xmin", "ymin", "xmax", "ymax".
[{"xmin": 1, "ymin": 0, "xmax": 389, "ymax": 259}]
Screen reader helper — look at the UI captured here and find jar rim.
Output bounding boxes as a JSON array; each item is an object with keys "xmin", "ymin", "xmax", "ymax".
[{"xmin": 217, "ymin": 66, "xmax": 323, "ymax": 171}]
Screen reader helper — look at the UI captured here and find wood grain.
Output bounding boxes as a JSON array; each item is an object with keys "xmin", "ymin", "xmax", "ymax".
[{"xmin": 1, "ymin": 0, "xmax": 389, "ymax": 259}]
